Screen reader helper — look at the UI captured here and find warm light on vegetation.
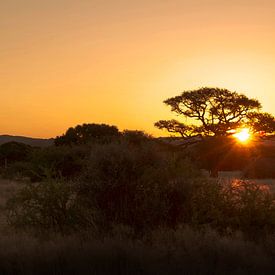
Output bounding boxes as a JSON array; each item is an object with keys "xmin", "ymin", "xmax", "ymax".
[{"xmin": 233, "ymin": 128, "xmax": 251, "ymax": 143}]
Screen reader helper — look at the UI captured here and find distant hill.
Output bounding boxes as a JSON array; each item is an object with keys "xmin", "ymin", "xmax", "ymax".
[{"xmin": 0, "ymin": 135, "xmax": 54, "ymax": 147}]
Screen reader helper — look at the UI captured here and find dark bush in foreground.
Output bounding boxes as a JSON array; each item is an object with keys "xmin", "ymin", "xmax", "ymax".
[
  {"xmin": 6, "ymin": 140, "xmax": 201, "ymax": 234},
  {"xmin": 0, "ymin": 161, "xmax": 33, "ymax": 180},
  {"xmin": 6, "ymin": 180, "xmax": 96, "ymax": 233},
  {"xmin": 78, "ymin": 141, "xmax": 200, "ymax": 232},
  {"xmin": 189, "ymin": 180, "xmax": 275, "ymax": 237}
]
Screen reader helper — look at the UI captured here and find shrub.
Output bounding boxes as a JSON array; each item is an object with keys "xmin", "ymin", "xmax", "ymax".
[
  {"xmin": 0, "ymin": 161, "xmax": 33, "ymax": 180},
  {"xmin": 28, "ymin": 145, "xmax": 88, "ymax": 181},
  {"xmin": 6, "ymin": 180, "xmax": 96, "ymax": 234},
  {"xmin": 78, "ymin": 141, "xmax": 201, "ymax": 232},
  {"xmin": 0, "ymin": 142, "xmax": 33, "ymax": 167},
  {"xmin": 189, "ymin": 179, "xmax": 275, "ymax": 238}
]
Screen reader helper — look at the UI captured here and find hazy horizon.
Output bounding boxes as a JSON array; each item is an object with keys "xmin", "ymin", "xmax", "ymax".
[{"xmin": 1, "ymin": 0, "xmax": 275, "ymax": 138}]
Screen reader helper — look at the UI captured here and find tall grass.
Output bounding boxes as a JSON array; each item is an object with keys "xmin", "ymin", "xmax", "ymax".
[{"xmin": 0, "ymin": 227, "xmax": 273, "ymax": 275}]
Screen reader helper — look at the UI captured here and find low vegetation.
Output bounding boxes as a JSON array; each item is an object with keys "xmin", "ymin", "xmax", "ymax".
[{"xmin": 1, "ymin": 120, "xmax": 275, "ymax": 273}]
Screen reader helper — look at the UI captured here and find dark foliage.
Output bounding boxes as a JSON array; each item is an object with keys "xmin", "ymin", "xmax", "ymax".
[
  {"xmin": 121, "ymin": 130, "xmax": 152, "ymax": 145},
  {"xmin": 0, "ymin": 142, "xmax": 32, "ymax": 166},
  {"xmin": 78, "ymin": 141, "xmax": 199, "ymax": 232},
  {"xmin": 6, "ymin": 138, "xmax": 275, "ymax": 241},
  {"xmin": 3, "ymin": 122, "xmax": 275, "ymax": 258},
  {"xmin": 54, "ymin": 123, "xmax": 120, "ymax": 146},
  {"xmin": 155, "ymin": 87, "xmax": 275, "ymax": 138},
  {"xmin": 28, "ymin": 146, "xmax": 88, "ymax": 181},
  {"xmin": 7, "ymin": 180, "xmax": 96, "ymax": 233},
  {"xmin": 193, "ymin": 136, "xmax": 252, "ymax": 176}
]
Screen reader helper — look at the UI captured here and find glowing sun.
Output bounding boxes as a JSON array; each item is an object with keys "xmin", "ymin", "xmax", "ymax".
[{"xmin": 233, "ymin": 128, "xmax": 251, "ymax": 143}]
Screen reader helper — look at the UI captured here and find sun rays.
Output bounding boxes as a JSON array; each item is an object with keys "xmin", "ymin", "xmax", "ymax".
[{"xmin": 233, "ymin": 128, "xmax": 251, "ymax": 143}]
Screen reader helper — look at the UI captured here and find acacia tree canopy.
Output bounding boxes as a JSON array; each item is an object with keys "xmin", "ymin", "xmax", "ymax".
[{"xmin": 155, "ymin": 87, "xmax": 275, "ymax": 138}]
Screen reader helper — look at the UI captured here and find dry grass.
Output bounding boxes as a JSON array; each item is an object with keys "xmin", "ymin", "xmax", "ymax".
[
  {"xmin": 0, "ymin": 179, "xmax": 22, "ymax": 229},
  {"xmin": 0, "ymin": 177, "xmax": 275, "ymax": 274},
  {"xmin": 207, "ymin": 170, "xmax": 275, "ymax": 193},
  {"xmin": 0, "ymin": 227, "xmax": 272, "ymax": 275}
]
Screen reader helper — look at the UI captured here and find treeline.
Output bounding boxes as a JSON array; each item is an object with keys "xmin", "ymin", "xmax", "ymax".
[
  {"xmin": 1, "ymin": 123, "xmax": 275, "ymax": 181},
  {"xmin": 0, "ymin": 124, "xmax": 151, "ymax": 181}
]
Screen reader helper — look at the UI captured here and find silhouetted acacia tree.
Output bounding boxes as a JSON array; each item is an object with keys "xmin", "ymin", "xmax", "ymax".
[
  {"xmin": 54, "ymin": 123, "xmax": 120, "ymax": 146},
  {"xmin": 155, "ymin": 87, "xmax": 275, "ymax": 139}
]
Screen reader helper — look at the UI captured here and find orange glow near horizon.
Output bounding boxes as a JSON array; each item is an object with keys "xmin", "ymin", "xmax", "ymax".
[
  {"xmin": 233, "ymin": 128, "xmax": 251, "ymax": 143},
  {"xmin": 0, "ymin": 1, "xmax": 275, "ymax": 138}
]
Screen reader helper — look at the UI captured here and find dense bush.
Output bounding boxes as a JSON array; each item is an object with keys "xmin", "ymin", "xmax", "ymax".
[
  {"xmin": 6, "ymin": 180, "xmax": 96, "ymax": 234},
  {"xmin": 1, "ymin": 146, "xmax": 88, "ymax": 182},
  {"xmin": 28, "ymin": 145, "xmax": 88, "ymax": 181},
  {"xmin": 4, "ymin": 135, "xmax": 275, "ymax": 243},
  {"xmin": 189, "ymin": 180, "xmax": 275, "ymax": 237},
  {"xmin": 5, "ymin": 140, "xmax": 201, "ymax": 234},
  {"xmin": 78, "ymin": 141, "xmax": 200, "ymax": 232},
  {"xmin": 55, "ymin": 123, "xmax": 120, "ymax": 146},
  {"xmin": 5, "ymin": 138, "xmax": 275, "ymax": 240},
  {"xmin": 0, "ymin": 142, "xmax": 33, "ymax": 166},
  {"xmin": 0, "ymin": 161, "xmax": 34, "ymax": 180}
]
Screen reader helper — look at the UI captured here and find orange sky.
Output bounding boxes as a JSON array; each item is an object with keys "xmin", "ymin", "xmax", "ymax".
[{"xmin": 1, "ymin": 0, "xmax": 275, "ymax": 138}]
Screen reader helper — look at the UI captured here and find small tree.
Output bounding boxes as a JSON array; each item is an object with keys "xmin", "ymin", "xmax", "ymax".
[
  {"xmin": 155, "ymin": 87, "xmax": 275, "ymax": 138},
  {"xmin": 54, "ymin": 123, "xmax": 120, "ymax": 146}
]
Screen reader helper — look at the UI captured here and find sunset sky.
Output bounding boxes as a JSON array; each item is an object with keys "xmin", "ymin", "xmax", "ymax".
[{"xmin": 1, "ymin": 0, "xmax": 275, "ymax": 138}]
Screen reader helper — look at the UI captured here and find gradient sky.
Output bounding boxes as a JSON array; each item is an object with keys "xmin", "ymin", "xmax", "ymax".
[{"xmin": 1, "ymin": 0, "xmax": 275, "ymax": 138}]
